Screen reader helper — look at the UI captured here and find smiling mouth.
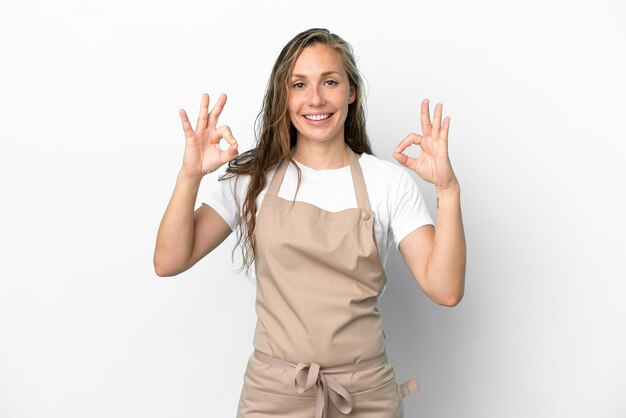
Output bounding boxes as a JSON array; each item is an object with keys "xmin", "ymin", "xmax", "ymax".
[{"xmin": 303, "ymin": 113, "xmax": 333, "ymax": 121}]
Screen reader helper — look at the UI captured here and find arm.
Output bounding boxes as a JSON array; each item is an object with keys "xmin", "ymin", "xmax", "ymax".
[
  {"xmin": 153, "ymin": 172, "xmax": 232, "ymax": 277},
  {"xmin": 398, "ymin": 182, "xmax": 465, "ymax": 306},
  {"xmin": 394, "ymin": 98, "xmax": 466, "ymax": 307}
]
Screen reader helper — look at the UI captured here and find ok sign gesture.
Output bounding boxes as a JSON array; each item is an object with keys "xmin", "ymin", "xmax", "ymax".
[
  {"xmin": 178, "ymin": 93, "xmax": 239, "ymax": 178},
  {"xmin": 393, "ymin": 99, "xmax": 459, "ymax": 192}
]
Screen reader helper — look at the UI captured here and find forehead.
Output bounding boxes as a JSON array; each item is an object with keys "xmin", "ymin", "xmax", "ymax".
[{"xmin": 291, "ymin": 44, "xmax": 347, "ymax": 78}]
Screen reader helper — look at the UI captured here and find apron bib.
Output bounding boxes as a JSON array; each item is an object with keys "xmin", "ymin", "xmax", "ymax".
[{"xmin": 237, "ymin": 144, "xmax": 420, "ymax": 417}]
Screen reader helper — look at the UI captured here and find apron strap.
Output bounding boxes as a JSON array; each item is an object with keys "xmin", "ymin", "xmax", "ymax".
[
  {"xmin": 254, "ymin": 349, "xmax": 389, "ymax": 418},
  {"xmin": 346, "ymin": 144, "xmax": 371, "ymax": 212},
  {"xmin": 267, "ymin": 154, "xmax": 290, "ymax": 197}
]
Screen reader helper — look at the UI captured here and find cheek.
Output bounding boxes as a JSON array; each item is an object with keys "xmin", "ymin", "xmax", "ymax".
[
  {"xmin": 287, "ymin": 94, "xmax": 300, "ymax": 115},
  {"xmin": 335, "ymin": 89, "xmax": 352, "ymax": 106}
]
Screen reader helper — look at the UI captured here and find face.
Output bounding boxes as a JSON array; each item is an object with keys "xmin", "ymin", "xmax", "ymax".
[{"xmin": 287, "ymin": 44, "xmax": 356, "ymax": 147}]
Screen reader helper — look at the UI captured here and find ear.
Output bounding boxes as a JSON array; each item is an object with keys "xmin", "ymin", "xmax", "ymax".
[{"xmin": 348, "ymin": 84, "xmax": 356, "ymax": 104}]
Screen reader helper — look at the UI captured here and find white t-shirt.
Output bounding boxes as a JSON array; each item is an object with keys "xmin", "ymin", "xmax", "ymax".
[{"xmin": 202, "ymin": 152, "xmax": 434, "ymax": 273}]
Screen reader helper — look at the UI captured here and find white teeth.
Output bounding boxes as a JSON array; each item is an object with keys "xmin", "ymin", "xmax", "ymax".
[{"xmin": 304, "ymin": 114, "xmax": 331, "ymax": 121}]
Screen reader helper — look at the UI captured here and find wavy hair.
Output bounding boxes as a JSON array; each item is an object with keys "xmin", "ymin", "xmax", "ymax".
[{"xmin": 218, "ymin": 28, "xmax": 373, "ymax": 278}]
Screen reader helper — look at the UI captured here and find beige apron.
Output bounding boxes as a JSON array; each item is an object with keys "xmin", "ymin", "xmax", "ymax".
[{"xmin": 236, "ymin": 144, "xmax": 420, "ymax": 417}]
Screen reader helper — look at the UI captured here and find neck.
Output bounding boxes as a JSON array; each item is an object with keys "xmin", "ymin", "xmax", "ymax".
[{"xmin": 292, "ymin": 139, "xmax": 350, "ymax": 170}]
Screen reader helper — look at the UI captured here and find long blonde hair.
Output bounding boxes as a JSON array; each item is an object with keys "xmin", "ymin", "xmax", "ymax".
[{"xmin": 220, "ymin": 28, "xmax": 374, "ymax": 277}]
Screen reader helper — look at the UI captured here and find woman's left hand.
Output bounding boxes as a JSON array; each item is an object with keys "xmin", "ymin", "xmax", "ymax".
[{"xmin": 393, "ymin": 99, "xmax": 459, "ymax": 191}]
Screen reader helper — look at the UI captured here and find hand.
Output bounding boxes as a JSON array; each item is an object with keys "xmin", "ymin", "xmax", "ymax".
[
  {"xmin": 178, "ymin": 93, "xmax": 239, "ymax": 178},
  {"xmin": 393, "ymin": 99, "xmax": 458, "ymax": 191}
]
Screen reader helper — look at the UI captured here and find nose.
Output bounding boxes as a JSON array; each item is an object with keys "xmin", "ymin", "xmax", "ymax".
[{"xmin": 307, "ymin": 85, "xmax": 325, "ymax": 107}]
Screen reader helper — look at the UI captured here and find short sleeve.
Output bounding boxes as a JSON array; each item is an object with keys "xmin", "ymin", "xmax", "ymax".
[
  {"xmin": 201, "ymin": 173, "xmax": 242, "ymax": 232},
  {"xmin": 390, "ymin": 169, "xmax": 434, "ymax": 249}
]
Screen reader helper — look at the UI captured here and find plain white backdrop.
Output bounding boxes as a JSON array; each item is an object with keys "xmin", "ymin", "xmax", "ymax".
[{"xmin": 1, "ymin": 0, "xmax": 625, "ymax": 417}]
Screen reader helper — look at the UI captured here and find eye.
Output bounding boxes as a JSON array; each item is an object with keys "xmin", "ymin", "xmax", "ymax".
[
  {"xmin": 292, "ymin": 82, "xmax": 305, "ymax": 89},
  {"xmin": 324, "ymin": 80, "xmax": 338, "ymax": 86}
]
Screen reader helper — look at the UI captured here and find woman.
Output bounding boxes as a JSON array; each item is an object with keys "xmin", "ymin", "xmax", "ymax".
[{"xmin": 154, "ymin": 28, "xmax": 466, "ymax": 417}]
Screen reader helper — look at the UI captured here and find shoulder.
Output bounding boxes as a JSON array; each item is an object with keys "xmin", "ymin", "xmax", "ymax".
[
  {"xmin": 359, "ymin": 152, "xmax": 407, "ymax": 185},
  {"xmin": 359, "ymin": 152, "xmax": 427, "ymax": 206},
  {"xmin": 213, "ymin": 163, "xmax": 280, "ymax": 195},
  {"xmin": 358, "ymin": 152, "xmax": 414, "ymax": 210},
  {"xmin": 203, "ymin": 169, "xmax": 251, "ymax": 208}
]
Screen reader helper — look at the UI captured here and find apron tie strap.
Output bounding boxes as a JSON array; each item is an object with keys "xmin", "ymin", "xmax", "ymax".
[
  {"xmin": 397, "ymin": 377, "xmax": 420, "ymax": 399},
  {"xmin": 254, "ymin": 349, "xmax": 390, "ymax": 418}
]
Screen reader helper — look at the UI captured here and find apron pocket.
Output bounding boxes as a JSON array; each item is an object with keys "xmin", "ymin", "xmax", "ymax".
[
  {"xmin": 240, "ymin": 384, "xmax": 316, "ymax": 403},
  {"xmin": 348, "ymin": 378, "xmax": 403, "ymax": 416}
]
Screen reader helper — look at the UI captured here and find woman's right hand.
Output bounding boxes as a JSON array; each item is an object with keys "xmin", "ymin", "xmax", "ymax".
[{"xmin": 178, "ymin": 93, "xmax": 239, "ymax": 178}]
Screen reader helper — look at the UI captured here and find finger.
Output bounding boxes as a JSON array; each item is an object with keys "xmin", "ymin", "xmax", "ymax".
[
  {"xmin": 441, "ymin": 116, "xmax": 450, "ymax": 144},
  {"xmin": 394, "ymin": 132, "xmax": 422, "ymax": 154},
  {"xmin": 196, "ymin": 93, "xmax": 209, "ymax": 132},
  {"xmin": 215, "ymin": 125, "xmax": 238, "ymax": 146},
  {"xmin": 393, "ymin": 133, "xmax": 423, "ymax": 169},
  {"xmin": 179, "ymin": 108, "xmax": 195, "ymax": 139},
  {"xmin": 421, "ymin": 98, "xmax": 432, "ymax": 137},
  {"xmin": 208, "ymin": 93, "xmax": 227, "ymax": 130},
  {"xmin": 215, "ymin": 125, "xmax": 239, "ymax": 160},
  {"xmin": 432, "ymin": 103, "xmax": 442, "ymax": 139}
]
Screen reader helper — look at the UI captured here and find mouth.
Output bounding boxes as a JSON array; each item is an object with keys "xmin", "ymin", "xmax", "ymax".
[{"xmin": 303, "ymin": 113, "xmax": 334, "ymax": 121}]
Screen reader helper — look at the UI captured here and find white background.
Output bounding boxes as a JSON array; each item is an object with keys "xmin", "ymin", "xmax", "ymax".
[{"xmin": 1, "ymin": 0, "xmax": 625, "ymax": 417}]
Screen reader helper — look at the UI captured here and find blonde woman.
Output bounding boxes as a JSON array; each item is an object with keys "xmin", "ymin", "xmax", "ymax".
[{"xmin": 154, "ymin": 28, "xmax": 466, "ymax": 417}]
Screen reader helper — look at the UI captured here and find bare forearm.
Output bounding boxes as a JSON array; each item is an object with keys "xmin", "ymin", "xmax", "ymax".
[
  {"xmin": 154, "ymin": 171, "xmax": 203, "ymax": 276},
  {"xmin": 425, "ymin": 183, "xmax": 466, "ymax": 306}
]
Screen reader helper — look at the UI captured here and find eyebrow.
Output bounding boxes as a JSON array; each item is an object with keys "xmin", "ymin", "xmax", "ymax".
[{"xmin": 291, "ymin": 71, "xmax": 341, "ymax": 79}]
